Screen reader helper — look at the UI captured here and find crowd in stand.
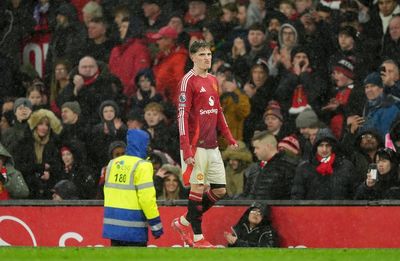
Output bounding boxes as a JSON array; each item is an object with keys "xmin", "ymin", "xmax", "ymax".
[{"xmin": 0, "ymin": 0, "xmax": 400, "ymax": 201}]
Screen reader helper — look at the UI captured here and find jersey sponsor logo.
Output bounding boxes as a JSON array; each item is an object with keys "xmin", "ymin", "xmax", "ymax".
[
  {"xmin": 208, "ymin": 96, "xmax": 215, "ymax": 106},
  {"xmin": 199, "ymin": 108, "xmax": 218, "ymax": 115},
  {"xmin": 200, "ymin": 86, "xmax": 206, "ymax": 93},
  {"xmin": 196, "ymin": 173, "xmax": 204, "ymax": 181},
  {"xmin": 179, "ymin": 93, "xmax": 186, "ymax": 103}
]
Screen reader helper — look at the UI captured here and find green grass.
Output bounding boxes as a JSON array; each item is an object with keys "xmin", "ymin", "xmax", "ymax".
[{"xmin": 0, "ymin": 248, "xmax": 400, "ymax": 261}]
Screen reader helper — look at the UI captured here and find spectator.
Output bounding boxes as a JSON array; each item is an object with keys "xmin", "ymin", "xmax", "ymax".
[
  {"xmin": 89, "ymin": 100, "xmax": 127, "ymax": 173},
  {"xmin": 85, "ymin": 17, "xmax": 115, "ymax": 63},
  {"xmin": 130, "ymin": 69, "xmax": 163, "ymax": 113},
  {"xmin": 381, "ymin": 59, "xmax": 400, "ymax": 98},
  {"xmin": 57, "ymin": 56, "xmax": 115, "ymax": 125},
  {"xmin": 12, "ymin": 109, "xmax": 62, "ymax": 199},
  {"xmin": 184, "ymin": 0, "xmax": 209, "ymax": 38},
  {"xmin": 154, "ymin": 164, "xmax": 188, "ymax": 200},
  {"xmin": 389, "ymin": 117, "xmax": 400, "ymax": 158},
  {"xmin": 82, "ymin": 1, "xmax": 103, "ymax": 27},
  {"xmin": 45, "ymin": 3, "xmax": 87, "ymax": 85},
  {"xmin": 59, "ymin": 144, "xmax": 96, "ymax": 199},
  {"xmin": 167, "ymin": 12, "xmax": 191, "ymax": 49},
  {"xmin": 222, "ymin": 141, "xmax": 253, "ymax": 198},
  {"xmin": 279, "ymin": 0, "xmax": 298, "ymax": 21},
  {"xmin": 291, "ymin": 128, "xmax": 355, "ymax": 200},
  {"xmin": 26, "ymin": 84, "xmax": 46, "ymax": 112},
  {"xmin": 141, "ymin": 0, "xmax": 168, "ymax": 33},
  {"xmin": 151, "ymin": 25, "xmax": 188, "ymax": 106},
  {"xmin": 109, "ymin": 16, "xmax": 151, "ymax": 97},
  {"xmin": 245, "ymin": 0, "xmax": 268, "ymax": 27},
  {"xmin": 0, "ymin": 144, "xmax": 29, "ymax": 199},
  {"xmin": 358, "ymin": 72, "xmax": 400, "ymax": 139},
  {"xmin": 126, "ymin": 110, "xmax": 145, "ymax": 130},
  {"xmin": 2, "ymin": 98, "xmax": 32, "ymax": 152},
  {"xmin": 257, "ymin": 100, "xmax": 292, "ymax": 141},
  {"xmin": 355, "ymin": 147, "xmax": 400, "ymax": 200},
  {"xmin": 224, "ymin": 202, "xmax": 279, "ymax": 247},
  {"xmin": 51, "ymin": 179, "xmax": 79, "ymax": 201},
  {"xmin": 219, "ymin": 76, "xmax": 251, "ymax": 147},
  {"xmin": 50, "ymin": 59, "xmax": 71, "ymax": 116},
  {"xmin": 32, "ymin": 0, "xmax": 55, "ymax": 33},
  {"xmin": 249, "ymin": 130, "xmax": 297, "ymax": 200},
  {"xmin": 96, "ymin": 140, "xmax": 126, "ymax": 200},
  {"xmin": 263, "ymin": 10, "xmax": 288, "ymax": 52}
]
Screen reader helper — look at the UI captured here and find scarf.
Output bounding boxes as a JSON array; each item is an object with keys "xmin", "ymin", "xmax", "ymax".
[
  {"xmin": 83, "ymin": 69, "xmax": 100, "ymax": 86},
  {"xmin": 315, "ymin": 153, "xmax": 336, "ymax": 176},
  {"xmin": 33, "ymin": 131, "xmax": 50, "ymax": 164}
]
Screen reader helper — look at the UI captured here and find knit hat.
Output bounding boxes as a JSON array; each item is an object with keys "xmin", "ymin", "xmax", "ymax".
[
  {"xmin": 278, "ymin": 135, "xmax": 300, "ymax": 155},
  {"xmin": 13, "ymin": 98, "xmax": 32, "ymax": 113},
  {"xmin": 61, "ymin": 101, "xmax": 81, "ymax": 115},
  {"xmin": 338, "ymin": 25, "xmax": 358, "ymax": 40},
  {"xmin": 52, "ymin": 180, "xmax": 79, "ymax": 200},
  {"xmin": 364, "ymin": 72, "xmax": 383, "ymax": 88},
  {"xmin": 263, "ymin": 100, "xmax": 283, "ymax": 121},
  {"xmin": 60, "ymin": 146, "xmax": 72, "ymax": 156},
  {"xmin": 290, "ymin": 45, "xmax": 309, "ymax": 61},
  {"xmin": 333, "ymin": 58, "xmax": 354, "ymax": 80},
  {"xmin": 295, "ymin": 108, "xmax": 320, "ymax": 128}
]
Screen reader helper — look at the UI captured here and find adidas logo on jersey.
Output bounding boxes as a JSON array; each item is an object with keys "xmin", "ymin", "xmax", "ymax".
[{"xmin": 200, "ymin": 86, "xmax": 206, "ymax": 93}]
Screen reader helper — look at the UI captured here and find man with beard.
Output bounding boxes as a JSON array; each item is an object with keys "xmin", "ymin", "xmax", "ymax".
[{"xmin": 263, "ymin": 11, "xmax": 288, "ymax": 51}]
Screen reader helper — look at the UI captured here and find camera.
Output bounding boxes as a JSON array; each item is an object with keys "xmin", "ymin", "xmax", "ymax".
[{"xmin": 368, "ymin": 163, "xmax": 378, "ymax": 180}]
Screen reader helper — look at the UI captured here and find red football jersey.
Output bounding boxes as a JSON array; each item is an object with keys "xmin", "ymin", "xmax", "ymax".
[{"xmin": 177, "ymin": 69, "xmax": 235, "ymax": 160}]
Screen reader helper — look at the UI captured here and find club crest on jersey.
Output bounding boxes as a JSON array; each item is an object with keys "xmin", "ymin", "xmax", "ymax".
[
  {"xmin": 179, "ymin": 93, "xmax": 186, "ymax": 103},
  {"xmin": 200, "ymin": 86, "xmax": 206, "ymax": 93},
  {"xmin": 208, "ymin": 96, "xmax": 214, "ymax": 106}
]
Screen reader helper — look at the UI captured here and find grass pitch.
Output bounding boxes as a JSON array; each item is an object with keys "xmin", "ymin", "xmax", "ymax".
[{"xmin": 0, "ymin": 248, "xmax": 400, "ymax": 261}]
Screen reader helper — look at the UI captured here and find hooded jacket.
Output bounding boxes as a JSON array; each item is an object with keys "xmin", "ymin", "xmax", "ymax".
[{"xmin": 229, "ymin": 202, "xmax": 279, "ymax": 247}]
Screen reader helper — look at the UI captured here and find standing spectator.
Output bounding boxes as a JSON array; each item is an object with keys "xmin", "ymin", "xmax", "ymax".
[
  {"xmin": 172, "ymin": 41, "xmax": 238, "ymax": 248},
  {"xmin": 381, "ymin": 59, "xmax": 400, "ymax": 98},
  {"xmin": 59, "ymin": 144, "xmax": 96, "ymax": 199},
  {"xmin": 224, "ymin": 202, "xmax": 279, "ymax": 247},
  {"xmin": 249, "ymin": 130, "xmax": 297, "ymax": 200},
  {"xmin": 103, "ymin": 129, "xmax": 163, "ymax": 246},
  {"xmin": 85, "ymin": 17, "xmax": 115, "ymax": 63},
  {"xmin": 12, "ymin": 109, "xmax": 62, "ymax": 199},
  {"xmin": 382, "ymin": 15, "xmax": 400, "ymax": 65},
  {"xmin": 151, "ymin": 25, "xmax": 188, "ymax": 106},
  {"xmin": 57, "ymin": 56, "xmax": 115, "ymax": 125},
  {"xmin": 184, "ymin": 0, "xmax": 209, "ymax": 38},
  {"xmin": 222, "ymin": 141, "xmax": 253, "ymax": 198},
  {"xmin": 257, "ymin": 100, "xmax": 292, "ymax": 141},
  {"xmin": 0, "ymin": 144, "xmax": 29, "ymax": 199},
  {"xmin": 26, "ymin": 84, "xmax": 46, "ymax": 112},
  {"xmin": 141, "ymin": 0, "xmax": 168, "ymax": 33},
  {"xmin": 355, "ymin": 147, "xmax": 400, "ymax": 200},
  {"xmin": 109, "ymin": 16, "xmax": 151, "ymax": 97},
  {"xmin": 358, "ymin": 72, "xmax": 400, "ymax": 139},
  {"xmin": 82, "ymin": 1, "xmax": 103, "ymax": 27},
  {"xmin": 45, "ymin": 3, "xmax": 87, "ymax": 85},
  {"xmin": 2, "ymin": 98, "xmax": 32, "ymax": 152},
  {"xmin": 291, "ymin": 128, "xmax": 355, "ymax": 200},
  {"xmin": 130, "ymin": 69, "xmax": 163, "ymax": 113},
  {"xmin": 219, "ymin": 76, "xmax": 251, "ymax": 147},
  {"xmin": 50, "ymin": 59, "xmax": 71, "ymax": 116}
]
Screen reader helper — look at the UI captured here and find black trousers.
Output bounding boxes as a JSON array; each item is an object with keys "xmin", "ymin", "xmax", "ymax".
[{"xmin": 111, "ymin": 239, "xmax": 147, "ymax": 247}]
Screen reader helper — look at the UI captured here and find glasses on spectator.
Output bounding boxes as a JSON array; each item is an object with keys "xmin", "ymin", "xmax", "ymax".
[
  {"xmin": 361, "ymin": 134, "xmax": 375, "ymax": 140},
  {"xmin": 250, "ymin": 210, "xmax": 262, "ymax": 216}
]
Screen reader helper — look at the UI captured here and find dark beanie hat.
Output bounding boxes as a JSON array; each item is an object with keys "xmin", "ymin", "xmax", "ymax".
[
  {"xmin": 364, "ymin": 72, "xmax": 383, "ymax": 88},
  {"xmin": 333, "ymin": 58, "xmax": 354, "ymax": 80},
  {"xmin": 295, "ymin": 108, "xmax": 320, "ymax": 128},
  {"xmin": 62, "ymin": 101, "xmax": 81, "ymax": 115},
  {"xmin": 52, "ymin": 180, "xmax": 79, "ymax": 200},
  {"xmin": 14, "ymin": 98, "xmax": 33, "ymax": 113},
  {"xmin": 291, "ymin": 45, "xmax": 309, "ymax": 61}
]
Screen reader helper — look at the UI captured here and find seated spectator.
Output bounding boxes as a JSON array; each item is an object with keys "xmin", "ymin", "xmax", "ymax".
[
  {"xmin": 151, "ymin": 25, "xmax": 188, "ymax": 106},
  {"xmin": 291, "ymin": 128, "xmax": 356, "ymax": 200},
  {"xmin": 57, "ymin": 56, "xmax": 115, "ymax": 125},
  {"xmin": 224, "ymin": 202, "xmax": 279, "ymax": 247},
  {"xmin": 59, "ymin": 144, "xmax": 96, "ymax": 199},
  {"xmin": 0, "ymin": 144, "xmax": 29, "ymax": 199},
  {"xmin": 154, "ymin": 164, "xmax": 188, "ymax": 200},
  {"xmin": 89, "ymin": 100, "xmax": 127, "ymax": 173},
  {"xmin": 96, "ymin": 140, "xmax": 126, "ymax": 199},
  {"xmin": 358, "ymin": 72, "xmax": 400, "ymax": 139},
  {"xmin": 249, "ymin": 130, "xmax": 297, "ymax": 200},
  {"xmin": 50, "ymin": 59, "xmax": 71, "ymax": 116},
  {"xmin": 130, "ymin": 68, "xmax": 163, "ymax": 113},
  {"xmin": 109, "ymin": 16, "xmax": 151, "ymax": 97},
  {"xmin": 355, "ymin": 147, "xmax": 400, "ymax": 200},
  {"xmin": 381, "ymin": 59, "xmax": 400, "ymax": 99},
  {"xmin": 143, "ymin": 102, "xmax": 179, "ymax": 163},
  {"xmin": 12, "ymin": 109, "xmax": 62, "ymax": 199},
  {"xmin": 52, "ymin": 180, "xmax": 79, "ymax": 201},
  {"xmin": 222, "ymin": 141, "xmax": 253, "ymax": 198},
  {"xmin": 2, "ymin": 98, "xmax": 32, "ymax": 152}
]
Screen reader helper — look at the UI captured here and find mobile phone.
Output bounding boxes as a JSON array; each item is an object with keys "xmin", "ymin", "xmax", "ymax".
[{"xmin": 368, "ymin": 163, "xmax": 378, "ymax": 180}]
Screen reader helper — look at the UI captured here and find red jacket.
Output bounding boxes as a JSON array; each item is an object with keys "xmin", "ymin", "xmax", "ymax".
[
  {"xmin": 153, "ymin": 45, "xmax": 188, "ymax": 106},
  {"xmin": 109, "ymin": 38, "xmax": 151, "ymax": 97}
]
